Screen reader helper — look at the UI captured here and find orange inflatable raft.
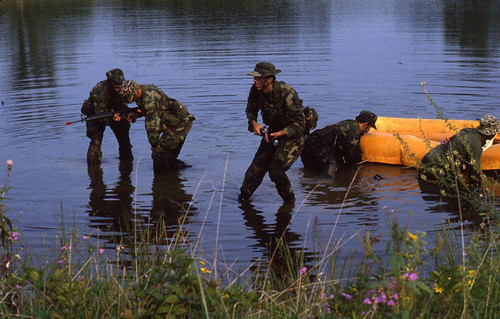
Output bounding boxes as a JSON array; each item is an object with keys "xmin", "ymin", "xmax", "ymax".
[{"xmin": 360, "ymin": 117, "xmax": 500, "ymax": 170}]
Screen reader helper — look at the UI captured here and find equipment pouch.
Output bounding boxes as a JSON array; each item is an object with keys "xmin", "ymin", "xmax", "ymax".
[{"xmin": 81, "ymin": 99, "xmax": 94, "ymax": 116}]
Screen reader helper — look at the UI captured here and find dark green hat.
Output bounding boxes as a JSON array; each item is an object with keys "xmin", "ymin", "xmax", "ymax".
[
  {"xmin": 477, "ymin": 114, "xmax": 500, "ymax": 136},
  {"xmin": 357, "ymin": 110, "xmax": 378, "ymax": 130},
  {"xmin": 106, "ymin": 68, "xmax": 125, "ymax": 84},
  {"xmin": 247, "ymin": 62, "xmax": 281, "ymax": 77}
]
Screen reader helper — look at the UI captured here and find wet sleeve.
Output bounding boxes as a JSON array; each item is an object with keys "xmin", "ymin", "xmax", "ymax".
[
  {"xmin": 143, "ymin": 91, "xmax": 162, "ymax": 148},
  {"xmin": 246, "ymin": 87, "xmax": 259, "ymax": 123},
  {"xmin": 282, "ymin": 86, "xmax": 306, "ymax": 137}
]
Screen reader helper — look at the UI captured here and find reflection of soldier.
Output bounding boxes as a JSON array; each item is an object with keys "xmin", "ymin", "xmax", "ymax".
[
  {"xmin": 118, "ymin": 80, "xmax": 195, "ymax": 173},
  {"xmin": 151, "ymin": 170, "xmax": 195, "ymax": 232},
  {"xmin": 82, "ymin": 69, "xmax": 135, "ymax": 164},
  {"xmin": 239, "ymin": 62, "xmax": 306, "ymax": 202},
  {"xmin": 418, "ymin": 115, "xmax": 500, "ymax": 194},
  {"xmin": 239, "ymin": 202, "xmax": 312, "ymax": 278},
  {"xmin": 301, "ymin": 110, "xmax": 377, "ymax": 176},
  {"xmin": 87, "ymin": 162, "xmax": 135, "ymax": 235}
]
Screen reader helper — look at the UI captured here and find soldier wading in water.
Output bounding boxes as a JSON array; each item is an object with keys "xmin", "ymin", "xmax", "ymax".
[
  {"xmin": 118, "ymin": 80, "xmax": 195, "ymax": 173},
  {"xmin": 238, "ymin": 62, "xmax": 306, "ymax": 202},
  {"xmin": 82, "ymin": 69, "xmax": 135, "ymax": 164}
]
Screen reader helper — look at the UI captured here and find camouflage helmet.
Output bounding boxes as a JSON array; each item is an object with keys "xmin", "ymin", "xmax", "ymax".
[
  {"xmin": 106, "ymin": 68, "xmax": 125, "ymax": 84},
  {"xmin": 118, "ymin": 80, "xmax": 141, "ymax": 103},
  {"xmin": 356, "ymin": 110, "xmax": 378, "ymax": 130},
  {"xmin": 247, "ymin": 62, "xmax": 281, "ymax": 77},
  {"xmin": 477, "ymin": 114, "xmax": 500, "ymax": 136}
]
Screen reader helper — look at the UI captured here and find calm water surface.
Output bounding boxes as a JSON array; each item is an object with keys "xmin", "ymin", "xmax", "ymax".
[{"xmin": 1, "ymin": 0, "xmax": 499, "ymax": 269}]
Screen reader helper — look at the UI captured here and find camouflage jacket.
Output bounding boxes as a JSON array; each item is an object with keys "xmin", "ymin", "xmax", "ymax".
[
  {"xmin": 135, "ymin": 85, "xmax": 195, "ymax": 148},
  {"xmin": 421, "ymin": 128, "xmax": 484, "ymax": 182},
  {"xmin": 246, "ymin": 81, "xmax": 305, "ymax": 138},
  {"xmin": 84, "ymin": 80, "xmax": 128, "ymax": 115},
  {"xmin": 309, "ymin": 119, "xmax": 363, "ymax": 168}
]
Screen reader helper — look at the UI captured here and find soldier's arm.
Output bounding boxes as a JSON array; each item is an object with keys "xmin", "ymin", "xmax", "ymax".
[
  {"xmin": 246, "ymin": 87, "xmax": 261, "ymax": 134},
  {"xmin": 281, "ymin": 86, "xmax": 306, "ymax": 137},
  {"xmin": 143, "ymin": 93, "xmax": 162, "ymax": 149}
]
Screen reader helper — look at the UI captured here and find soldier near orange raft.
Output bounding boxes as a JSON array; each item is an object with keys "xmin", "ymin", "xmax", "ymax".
[
  {"xmin": 418, "ymin": 114, "xmax": 500, "ymax": 193},
  {"xmin": 238, "ymin": 62, "xmax": 307, "ymax": 202},
  {"xmin": 301, "ymin": 110, "xmax": 378, "ymax": 176},
  {"xmin": 118, "ymin": 80, "xmax": 195, "ymax": 173},
  {"xmin": 81, "ymin": 68, "xmax": 136, "ymax": 164}
]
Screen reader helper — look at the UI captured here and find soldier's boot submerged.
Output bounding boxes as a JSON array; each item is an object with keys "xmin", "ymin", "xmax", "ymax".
[
  {"xmin": 119, "ymin": 144, "xmax": 133, "ymax": 162},
  {"xmin": 87, "ymin": 140, "xmax": 103, "ymax": 164},
  {"xmin": 269, "ymin": 171, "xmax": 295, "ymax": 202}
]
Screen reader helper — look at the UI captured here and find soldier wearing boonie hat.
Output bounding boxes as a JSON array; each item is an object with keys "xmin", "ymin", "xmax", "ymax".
[
  {"xmin": 419, "ymin": 114, "xmax": 500, "ymax": 193},
  {"xmin": 117, "ymin": 80, "xmax": 195, "ymax": 172},
  {"xmin": 238, "ymin": 62, "xmax": 307, "ymax": 202},
  {"xmin": 301, "ymin": 110, "xmax": 378, "ymax": 176},
  {"xmin": 81, "ymin": 68, "xmax": 135, "ymax": 164}
]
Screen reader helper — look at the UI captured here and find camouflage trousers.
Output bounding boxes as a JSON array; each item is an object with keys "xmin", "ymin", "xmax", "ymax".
[
  {"xmin": 240, "ymin": 135, "xmax": 304, "ymax": 201},
  {"xmin": 152, "ymin": 120, "xmax": 193, "ymax": 173},
  {"xmin": 86, "ymin": 119, "xmax": 132, "ymax": 164}
]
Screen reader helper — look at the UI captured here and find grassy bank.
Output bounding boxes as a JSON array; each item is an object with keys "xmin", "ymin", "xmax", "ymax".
[{"xmin": 1, "ymin": 161, "xmax": 499, "ymax": 319}]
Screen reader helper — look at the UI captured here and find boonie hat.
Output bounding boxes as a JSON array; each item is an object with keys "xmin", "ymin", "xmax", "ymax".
[
  {"xmin": 247, "ymin": 62, "xmax": 282, "ymax": 77},
  {"xmin": 118, "ymin": 80, "xmax": 141, "ymax": 103},
  {"xmin": 106, "ymin": 68, "xmax": 125, "ymax": 84},
  {"xmin": 477, "ymin": 114, "xmax": 500, "ymax": 136},
  {"xmin": 357, "ymin": 110, "xmax": 378, "ymax": 130}
]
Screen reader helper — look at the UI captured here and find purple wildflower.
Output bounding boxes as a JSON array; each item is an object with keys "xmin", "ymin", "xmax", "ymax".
[{"xmin": 299, "ymin": 267, "xmax": 307, "ymax": 275}]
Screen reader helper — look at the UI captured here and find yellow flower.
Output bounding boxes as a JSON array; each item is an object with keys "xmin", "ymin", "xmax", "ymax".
[
  {"xmin": 468, "ymin": 270, "xmax": 475, "ymax": 278},
  {"xmin": 407, "ymin": 232, "xmax": 418, "ymax": 241},
  {"xmin": 201, "ymin": 267, "xmax": 211, "ymax": 274},
  {"xmin": 434, "ymin": 285, "xmax": 444, "ymax": 294},
  {"xmin": 467, "ymin": 280, "xmax": 473, "ymax": 287},
  {"xmin": 200, "ymin": 260, "xmax": 205, "ymax": 266}
]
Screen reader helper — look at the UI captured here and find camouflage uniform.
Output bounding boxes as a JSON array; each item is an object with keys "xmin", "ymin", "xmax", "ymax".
[
  {"xmin": 301, "ymin": 110, "xmax": 377, "ymax": 176},
  {"xmin": 82, "ymin": 69, "xmax": 133, "ymax": 164},
  {"xmin": 240, "ymin": 69, "xmax": 306, "ymax": 202},
  {"xmin": 418, "ymin": 115, "xmax": 500, "ymax": 195},
  {"xmin": 135, "ymin": 84, "xmax": 195, "ymax": 172}
]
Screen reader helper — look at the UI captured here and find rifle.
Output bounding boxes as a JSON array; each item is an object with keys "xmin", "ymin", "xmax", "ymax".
[
  {"xmin": 259, "ymin": 126, "xmax": 280, "ymax": 147},
  {"xmin": 65, "ymin": 108, "xmax": 142, "ymax": 126}
]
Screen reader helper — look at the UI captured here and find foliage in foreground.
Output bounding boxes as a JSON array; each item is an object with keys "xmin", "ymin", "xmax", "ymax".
[{"xmin": 1, "ymin": 162, "xmax": 499, "ymax": 318}]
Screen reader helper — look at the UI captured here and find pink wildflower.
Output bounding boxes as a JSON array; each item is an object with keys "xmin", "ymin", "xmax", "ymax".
[
  {"xmin": 57, "ymin": 260, "xmax": 64, "ymax": 264},
  {"xmin": 364, "ymin": 298, "xmax": 372, "ymax": 305},
  {"xmin": 387, "ymin": 300, "xmax": 395, "ymax": 307},
  {"xmin": 409, "ymin": 272, "xmax": 418, "ymax": 281},
  {"xmin": 299, "ymin": 267, "xmax": 307, "ymax": 275},
  {"xmin": 99, "ymin": 248, "xmax": 105, "ymax": 255},
  {"xmin": 6, "ymin": 159, "xmax": 13, "ymax": 166},
  {"xmin": 8, "ymin": 231, "xmax": 19, "ymax": 241},
  {"xmin": 341, "ymin": 292, "xmax": 352, "ymax": 300}
]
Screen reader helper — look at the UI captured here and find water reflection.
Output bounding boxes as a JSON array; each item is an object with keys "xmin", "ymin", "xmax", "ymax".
[
  {"xmin": 150, "ymin": 169, "xmax": 196, "ymax": 238},
  {"xmin": 86, "ymin": 162, "xmax": 137, "ymax": 245},
  {"xmin": 86, "ymin": 163, "xmax": 196, "ymax": 249},
  {"xmin": 239, "ymin": 201, "xmax": 315, "ymax": 277},
  {"xmin": 443, "ymin": 0, "xmax": 493, "ymax": 53}
]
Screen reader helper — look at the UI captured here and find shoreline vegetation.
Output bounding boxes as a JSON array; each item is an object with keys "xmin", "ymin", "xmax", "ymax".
[{"xmin": 1, "ymin": 157, "xmax": 499, "ymax": 318}]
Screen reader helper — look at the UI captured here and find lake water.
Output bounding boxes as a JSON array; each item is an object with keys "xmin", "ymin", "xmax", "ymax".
[{"xmin": 1, "ymin": 0, "xmax": 499, "ymax": 270}]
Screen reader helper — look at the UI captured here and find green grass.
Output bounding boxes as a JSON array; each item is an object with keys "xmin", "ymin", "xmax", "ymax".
[{"xmin": 1, "ymin": 159, "xmax": 499, "ymax": 319}]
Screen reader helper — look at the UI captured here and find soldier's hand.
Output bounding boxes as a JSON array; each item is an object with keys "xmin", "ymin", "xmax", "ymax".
[
  {"xmin": 270, "ymin": 130, "xmax": 286, "ymax": 139},
  {"xmin": 126, "ymin": 112, "xmax": 138, "ymax": 123},
  {"xmin": 112, "ymin": 113, "xmax": 121, "ymax": 122},
  {"xmin": 251, "ymin": 121, "xmax": 263, "ymax": 136}
]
